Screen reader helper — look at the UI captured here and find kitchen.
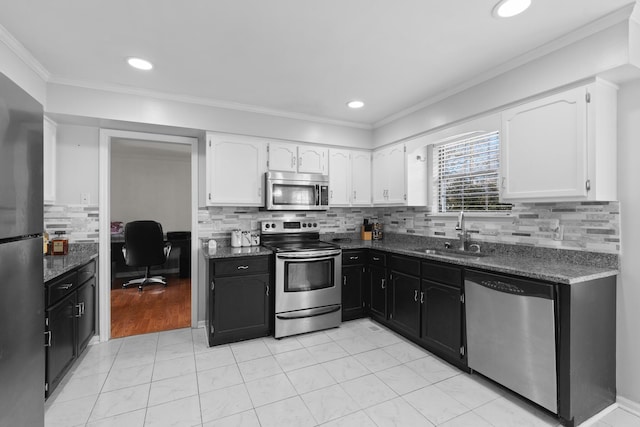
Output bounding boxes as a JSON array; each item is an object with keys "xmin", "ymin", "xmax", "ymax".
[{"xmin": 1, "ymin": 1, "xmax": 640, "ymax": 426}]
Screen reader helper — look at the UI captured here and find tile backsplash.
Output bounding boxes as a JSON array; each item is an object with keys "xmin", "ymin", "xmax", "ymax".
[
  {"xmin": 44, "ymin": 204, "xmax": 100, "ymax": 242},
  {"xmin": 45, "ymin": 201, "xmax": 619, "ymax": 253},
  {"xmin": 199, "ymin": 201, "xmax": 620, "ymax": 254}
]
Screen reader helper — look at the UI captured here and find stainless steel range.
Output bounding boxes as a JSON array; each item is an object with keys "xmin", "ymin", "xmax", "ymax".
[{"xmin": 261, "ymin": 219, "xmax": 342, "ymax": 338}]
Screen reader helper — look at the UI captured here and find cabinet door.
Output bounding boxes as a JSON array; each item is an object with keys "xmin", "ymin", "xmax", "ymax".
[
  {"xmin": 298, "ymin": 145, "xmax": 328, "ymax": 174},
  {"xmin": 421, "ymin": 280, "xmax": 462, "ymax": 360},
  {"xmin": 329, "ymin": 149, "xmax": 351, "ymax": 206},
  {"xmin": 43, "ymin": 117, "xmax": 56, "ymax": 204},
  {"xmin": 389, "ymin": 271, "xmax": 421, "ymax": 338},
  {"xmin": 342, "ymin": 264, "xmax": 365, "ymax": 321},
  {"xmin": 386, "ymin": 145, "xmax": 407, "ymax": 204},
  {"xmin": 206, "ymin": 133, "xmax": 267, "ymax": 206},
  {"xmin": 369, "ymin": 265, "xmax": 387, "ymax": 320},
  {"xmin": 76, "ymin": 278, "xmax": 96, "ymax": 354},
  {"xmin": 212, "ymin": 274, "xmax": 270, "ymax": 345},
  {"xmin": 46, "ymin": 292, "xmax": 77, "ymax": 397},
  {"xmin": 501, "ymin": 86, "xmax": 588, "ymax": 201},
  {"xmin": 372, "ymin": 145, "xmax": 405, "ymax": 205},
  {"xmin": 351, "ymin": 151, "xmax": 371, "ymax": 206},
  {"xmin": 268, "ymin": 142, "xmax": 298, "ymax": 172}
]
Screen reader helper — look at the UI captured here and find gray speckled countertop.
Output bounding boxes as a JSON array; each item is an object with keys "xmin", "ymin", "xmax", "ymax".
[
  {"xmin": 201, "ymin": 245, "xmax": 272, "ymax": 259},
  {"xmin": 44, "ymin": 243, "xmax": 99, "ymax": 282},
  {"xmin": 326, "ymin": 237, "xmax": 618, "ymax": 285}
]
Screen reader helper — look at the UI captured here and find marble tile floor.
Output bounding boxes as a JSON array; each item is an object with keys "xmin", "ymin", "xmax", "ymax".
[{"xmin": 45, "ymin": 318, "xmax": 639, "ymax": 427}]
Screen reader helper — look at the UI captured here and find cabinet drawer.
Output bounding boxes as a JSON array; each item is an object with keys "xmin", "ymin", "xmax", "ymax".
[
  {"xmin": 46, "ymin": 271, "xmax": 78, "ymax": 306},
  {"xmin": 368, "ymin": 251, "xmax": 387, "ymax": 266},
  {"xmin": 213, "ymin": 256, "xmax": 270, "ymax": 276},
  {"xmin": 422, "ymin": 261, "xmax": 462, "ymax": 288},
  {"xmin": 390, "ymin": 255, "xmax": 421, "ymax": 276},
  {"xmin": 343, "ymin": 250, "xmax": 366, "ymax": 265},
  {"xmin": 77, "ymin": 260, "xmax": 96, "ymax": 285}
]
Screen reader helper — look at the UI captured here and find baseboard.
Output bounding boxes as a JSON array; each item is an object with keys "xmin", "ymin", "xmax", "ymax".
[
  {"xmin": 617, "ymin": 396, "xmax": 640, "ymax": 417},
  {"xmin": 579, "ymin": 403, "xmax": 619, "ymax": 426}
]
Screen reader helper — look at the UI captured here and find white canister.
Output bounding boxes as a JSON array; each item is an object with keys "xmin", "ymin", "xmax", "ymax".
[
  {"xmin": 241, "ymin": 230, "xmax": 251, "ymax": 247},
  {"xmin": 250, "ymin": 232, "xmax": 260, "ymax": 246},
  {"xmin": 231, "ymin": 229, "xmax": 242, "ymax": 247}
]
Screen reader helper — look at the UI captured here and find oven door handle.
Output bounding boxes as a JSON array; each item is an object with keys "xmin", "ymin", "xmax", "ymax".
[
  {"xmin": 276, "ymin": 250, "xmax": 341, "ymax": 260},
  {"xmin": 276, "ymin": 305, "xmax": 341, "ymax": 320}
]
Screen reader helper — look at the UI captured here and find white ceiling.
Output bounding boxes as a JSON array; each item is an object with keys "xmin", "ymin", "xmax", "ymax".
[{"xmin": 0, "ymin": 0, "xmax": 635, "ymax": 127}]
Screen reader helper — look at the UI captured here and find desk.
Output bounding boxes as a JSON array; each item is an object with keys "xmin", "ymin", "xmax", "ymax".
[{"xmin": 111, "ymin": 232, "xmax": 191, "ymax": 280}]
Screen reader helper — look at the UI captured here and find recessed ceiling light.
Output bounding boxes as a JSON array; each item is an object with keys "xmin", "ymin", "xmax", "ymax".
[
  {"xmin": 127, "ymin": 57, "xmax": 153, "ymax": 71},
  {"xmin": 493, "ymin": 0, "xmax": 531, "ymax": 18},
  {"xmin": 347, "ymin": 100, "xmax": 364, "ymax": 109}
]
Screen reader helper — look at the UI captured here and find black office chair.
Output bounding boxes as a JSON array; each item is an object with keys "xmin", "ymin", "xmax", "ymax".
[{"xmin": 121, "ymin": 221, "xmax": 172, "ymax": 291}]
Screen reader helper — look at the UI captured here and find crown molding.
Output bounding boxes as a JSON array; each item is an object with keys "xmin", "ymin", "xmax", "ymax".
[
  {"xmin": 0, "ymin": 23, "xmax": 50, "ymax": 80},
  {"xmin": 48, "ymin": 76, "xmax": 373, "ymax": 131},
  {"xmin": 373, "ymin": 2, "xmax": 637, "ymax": 129}
]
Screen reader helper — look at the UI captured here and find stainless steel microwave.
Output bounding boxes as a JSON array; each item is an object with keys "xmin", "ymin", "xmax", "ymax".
[{"xmin": 265, "ymin": 171, "xmax": 329, "ymax": 210}]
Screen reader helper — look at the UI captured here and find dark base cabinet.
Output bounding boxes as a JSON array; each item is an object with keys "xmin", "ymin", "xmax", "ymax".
[
  {"xmin": 368, "ymin": 251, "xmax": 388, "ymax": 322},
  {"xmin": 45, "ymin": 258, "xmax": 97, "ymax": 398},
  {"xmin": 206, "ymin": 255, "xmax": 273, "ymax": 346},
  {"xmin": 342, "ymin": 250, "xmax": 367, "ymax": 321}
]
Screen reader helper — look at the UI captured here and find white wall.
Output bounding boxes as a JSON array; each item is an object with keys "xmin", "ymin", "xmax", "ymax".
[
  {"xmin": 110, "ymin": 144, "xmax": 191, "ymax": 232},
  {"xmin": 46, "ymin": 83, "xmax": 373, "ymax": 150},
  {"xmin": 616, "ymin": 79, "xmax": 640, "ymax": 407},
  {"xmin": 56, "ymin": 124, "xmax": 100, "ymax": 205}
]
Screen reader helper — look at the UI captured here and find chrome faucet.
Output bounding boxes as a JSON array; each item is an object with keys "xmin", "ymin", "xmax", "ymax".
[{"xmin": 455, "ymin": 210, "xmax": 468, "ymax": 251}]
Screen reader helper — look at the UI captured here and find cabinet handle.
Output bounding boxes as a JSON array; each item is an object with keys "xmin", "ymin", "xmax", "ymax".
[
  {"xmin": 80, "ymin": 302, "xmax": 85, "ymax": 315},
  {"xmin": 330, "ymin": 190, "xmax": 333, "ymax": 200},
  {"xmin": 501, "ymin": 177, "xmax": 506, "ymax": 190},
  {"xmin": 266, "ymin": 285, "xmax": 269, "ymax": 296},
  {"xmin": 381, "ymin": 278, "xmax": 386, "ymax": 289},
  {"xmin": 353, "ymin": 190, "xmax": 357, "ymax": 200},
  {"xmin": 372, "ymin": 257, "xmax": 380, "ymax": 261},
  {"xmin": 237, "ymin": 265, "xmax": 249, "ymax": 270},
  {"xmin": 75, "ymin": 303, "xmax": 82, "ymax": 318},
  {"xmin": 343, "ymin": 276, "xmax": 347, "ymax": 286},
  {"xmin": 44, "ymin": 331, "xmax": 52, "ymax": 347},
  {"xmin": 58, "ymin": 283, "xmax": 73, "ymax": 290},
  {"xmin": 298, "ymin": 157, "xmax": 302, "ymax": 168},
  {"xmin": 414, "ymin": 290, "xmax": 418, "ymax": 302},
  {"xmin": 350, "ymin": 256, "xmax": 359, "ymax": 260},
  {"xmin": 420, "ymin": 291, "xmax": 424, "ymax": 304}
]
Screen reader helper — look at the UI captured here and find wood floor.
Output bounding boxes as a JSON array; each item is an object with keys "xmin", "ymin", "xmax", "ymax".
[{"xmin": 110, "ymin": 274, "xmax": 191, "ymax": 338}]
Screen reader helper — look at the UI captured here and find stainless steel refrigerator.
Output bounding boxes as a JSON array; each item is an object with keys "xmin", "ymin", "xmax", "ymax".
[{"xmin": 0, "ymin": 71, "xmax": 45, "ymax": 426}]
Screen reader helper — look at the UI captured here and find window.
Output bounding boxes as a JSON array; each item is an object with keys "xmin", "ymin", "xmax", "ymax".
[{"xmin": 432, "ymin": 131, "xmax": 511, "ymax": 213}]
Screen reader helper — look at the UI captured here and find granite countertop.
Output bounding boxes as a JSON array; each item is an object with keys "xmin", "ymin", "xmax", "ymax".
[
  {"xmin": 327, "ymin": 238, "xmax": 618, "ymax": 285},
  {"xmin": 201, "ymin": 245, "xmax": 273, "ymax": 259},
  {"xmin": 44, "ymin": 243, "xmax": 99, "ymax": 283}
]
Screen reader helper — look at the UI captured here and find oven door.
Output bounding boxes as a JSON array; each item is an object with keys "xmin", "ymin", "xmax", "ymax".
[{"xmin": 275, "ymin": 249, "xmax": 342, "ymax": 313}]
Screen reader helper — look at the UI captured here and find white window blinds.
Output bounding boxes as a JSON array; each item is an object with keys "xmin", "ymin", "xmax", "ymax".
[{"xmin": 433, "ymin": 131, "xmax": 511, "ymax": 213}]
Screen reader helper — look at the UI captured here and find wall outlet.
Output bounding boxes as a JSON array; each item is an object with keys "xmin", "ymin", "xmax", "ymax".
[
  {"xmin": 80, "ymin": 193, "xmax": 90, "ymax": 205},
  {"xmin": 553, "ymin": 224, "xmax": 564, "ymax": 241}
]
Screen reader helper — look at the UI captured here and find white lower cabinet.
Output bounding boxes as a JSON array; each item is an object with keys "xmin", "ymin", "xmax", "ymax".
[
  {"xmin": 328, "ymin": 149, "xmax": 371, "ymax": 207},
  {"xmin": 372, "ymin": 144, "xmax": 406, "ymax": 205},
  {"xmin": 205, "ymin": 132, "xmax": 267, "ymax": 206},
  {"xmin": 500, "ymin": 79, "xmax": 617, "ymax": 202}
]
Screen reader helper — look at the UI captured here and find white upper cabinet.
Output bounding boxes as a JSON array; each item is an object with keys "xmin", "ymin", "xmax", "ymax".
[
  {"xmin": 500, "ymin": 79, "xmax": 617, "ymax": 202},
  {"xmin": 328, "ymin": 149, "xmax": 371, "ymax": 207},
  {"xmin": 268, "ymin": 142, "xmax": 328, "ymax": 174},
  {"xmin": 372, "ymin": 144, "xmax": 406, "ymax": 205},
  {"xmin": 351, "ymin": 151, "xmax": 372, "ymax": 206},
  {"xmin": 43, "ymin": 117, "xmax": 57, "ymax": 204},
  {"xmin": 328, "ymin": 149, "xmax": 351, "ymax": 206},
  {"xmin": 205, "ymin": 132, "xmax": 267, "ymax": 206}
]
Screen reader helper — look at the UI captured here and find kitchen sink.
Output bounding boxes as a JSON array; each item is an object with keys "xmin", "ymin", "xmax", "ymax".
[{"xmin": 412, "ymin": 247, "xmax": 487, "ymax": 258}]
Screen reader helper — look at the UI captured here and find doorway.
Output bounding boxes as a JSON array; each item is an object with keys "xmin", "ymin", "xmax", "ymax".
[
  {"xmin": 109, "ymin": 138, "xmax": 191, "ymax": 337},
  {"xmin": 98, "ymin": 130, "xmax": 199, "ymax": 342}
]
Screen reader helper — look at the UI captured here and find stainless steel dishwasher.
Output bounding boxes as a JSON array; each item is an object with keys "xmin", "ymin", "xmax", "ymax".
[{"xmin": 465, "ymin": 270, "xmax": 558, "ymax": 413}]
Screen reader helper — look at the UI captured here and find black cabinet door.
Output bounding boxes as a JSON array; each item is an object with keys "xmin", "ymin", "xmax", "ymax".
[
  {"xmin": 212, "ymin": 274, "xmax": 270, "ymax": 345},
  {"xmin": 389, "ymin": 271, "xmax": 421, "ymax": 338},
  {"xmin": 46, "ymin": 292, "xmax": 77, "ymax": 397},
  {"xmin": 421, "ymin": 279, "xmax": 462, "ymax": 359},
  {"xmin": 342, "ymin": 264, "xmax": 365, "ymax": 321},
  {"xmin": 76, "ymin": 278, "xmax": 96, "ymax": 354},
  {"xmin": 369, "ymin": 264, "xmax": 387, "ymax": 320}
]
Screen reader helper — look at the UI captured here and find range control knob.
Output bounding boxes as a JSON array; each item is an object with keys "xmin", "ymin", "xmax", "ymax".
[
  {"xmin": 271, "ymin": 223, "xmax": 276, "ymax": 229},
  {"xmin": 302, "ymin": 223, "xmax": 307, "ymax": 228},
  {"xmin": 313, "ymin": 223, "xmax": 318, "ymax": 227},
  {"xmin": 265, "ymin": 224, "xmax": 270, "ymax": 229}
]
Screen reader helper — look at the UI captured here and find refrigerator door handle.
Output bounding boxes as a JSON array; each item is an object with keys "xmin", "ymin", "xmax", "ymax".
[{"xmin": 44, "ymin": 331, "xmax": 51, "ymax": 347}]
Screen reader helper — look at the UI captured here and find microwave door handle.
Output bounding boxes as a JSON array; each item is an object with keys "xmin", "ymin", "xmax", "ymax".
[{"xmin": 315, "ymin": 184, "xmax": 320, "ymax": 206}]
